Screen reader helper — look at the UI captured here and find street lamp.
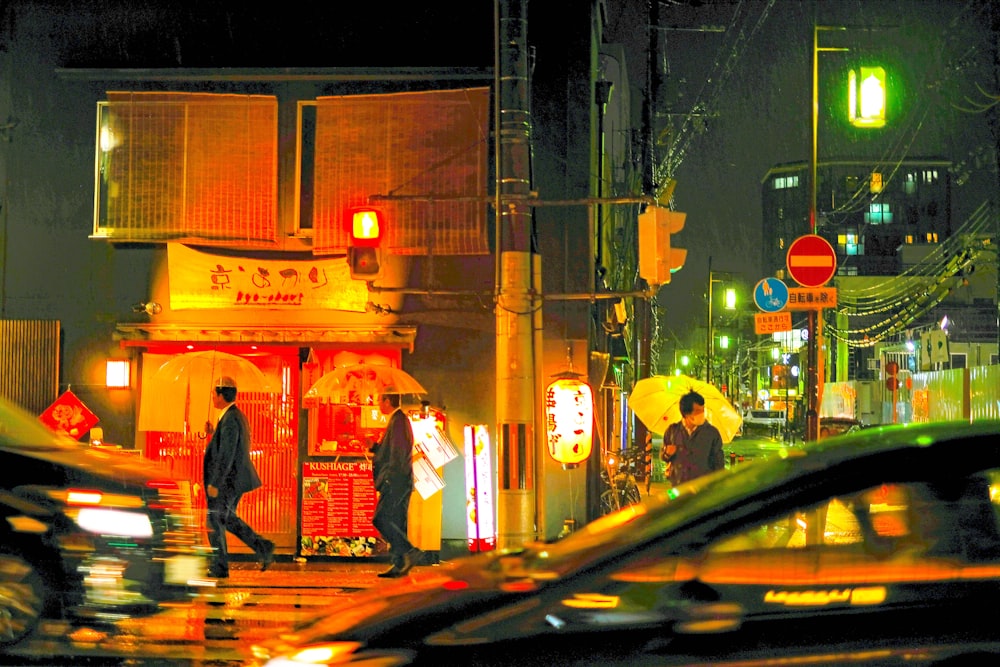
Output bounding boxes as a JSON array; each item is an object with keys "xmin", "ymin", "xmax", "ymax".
[{"xmin": 705, "ymin": 257, "xmax": 736, "ymax": 384}]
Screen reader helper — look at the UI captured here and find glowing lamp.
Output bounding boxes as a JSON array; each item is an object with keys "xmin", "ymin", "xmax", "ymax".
[
  {"xmin": 544, "ymin": 373, "xmax": 594, "ymax": 468},
  {"xmin": 848, "ymin": 66, "xmax": 886, "ymax": 128},
  {"xmin": 105, "ymin": 359, "xmax": 130, "ymax": 389}
]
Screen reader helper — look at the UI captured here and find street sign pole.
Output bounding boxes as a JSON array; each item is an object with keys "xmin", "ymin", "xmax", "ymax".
[{"xmin": 786, "ymin": 234, "xmax": 837, "ymax": 444}]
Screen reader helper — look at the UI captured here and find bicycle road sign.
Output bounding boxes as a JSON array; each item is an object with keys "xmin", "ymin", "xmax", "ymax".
[{"xmin": 754, "ymin": 277, "xmax": 789, "ymax": 312}]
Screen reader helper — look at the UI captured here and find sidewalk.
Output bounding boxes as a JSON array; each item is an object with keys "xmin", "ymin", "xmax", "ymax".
[{"xmin": 214, "ymin": 541, "xmax": 471, "ymax": 589}]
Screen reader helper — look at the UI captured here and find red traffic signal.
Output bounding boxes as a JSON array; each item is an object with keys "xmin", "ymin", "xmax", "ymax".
[
  {"xmin": 347, "ymin": 207, "xmax": 384, "ymax": 280},
  {"xmin": 349, "ymin": 207, "xmax": 383, "ymax": 247},
  {"xmin": 885, "ymin": 360, "xmax": 899, "ymax": 391}
]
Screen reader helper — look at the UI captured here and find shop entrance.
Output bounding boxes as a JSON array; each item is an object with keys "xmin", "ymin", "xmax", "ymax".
[{"xmin": 138, "ymin": 348, "xmax": 300, "ymax": 554}]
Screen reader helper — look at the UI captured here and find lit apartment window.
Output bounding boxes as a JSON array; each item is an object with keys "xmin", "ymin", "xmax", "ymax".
[
  {"xmin": 904, "ymin": 235, "xmax": 914, "ymax": 244},
  {"xmin": 773, "ymin": 175, "xmax": 799, "ymax": 189},
  {"xmin": 864, "ymin": 202, "xmax": 893, "ymax": 224},
  {"xmin": 925, "ymin": 232, "xmax": 939, "ymax": 243},
  {"xmin": 922, "ymin": 169, "xmax": 937, "ymax": 184},
  {"xmin": 838, "ymin": 265, "xmax": 858, "ymax": 276},
  {"xmin": 904, "ymin": 172, "xmax": 917, "ymax": 195},
  {"xmin": 837, "ymin": 233, "xmax": 861, "ymax": 256}
]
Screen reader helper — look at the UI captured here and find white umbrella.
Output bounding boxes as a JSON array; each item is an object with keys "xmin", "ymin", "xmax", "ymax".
[
  {"xmin": 139, "ymin": 350, "xmax": 272, "ymax": 433},
  {"xmin": 304, "ymin": 362, "xmax": 426, "ymax": 406}
]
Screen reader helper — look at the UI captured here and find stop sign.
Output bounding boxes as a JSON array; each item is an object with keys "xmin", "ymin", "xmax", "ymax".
[{"xmin": 786, "ymin": 234, "xmax": 837, "ymax": 287}]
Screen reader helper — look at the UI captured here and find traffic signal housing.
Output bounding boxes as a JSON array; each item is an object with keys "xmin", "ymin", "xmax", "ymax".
[
  {"xmin": 638, "ymin": 205, "xmax": 687, "ymax": 287},
  {"xmin": 347, "ymin": 207, "xmax": 384, "ymax": 280},
  {"xmin": 885, "ymin": 360, "xmax": 899, "ymax": 391}
]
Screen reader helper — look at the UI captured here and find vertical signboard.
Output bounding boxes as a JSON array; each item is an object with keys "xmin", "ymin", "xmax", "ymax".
[{"xmin": 464, "ymin": 424, "xmax": 496, "ymax": 553}]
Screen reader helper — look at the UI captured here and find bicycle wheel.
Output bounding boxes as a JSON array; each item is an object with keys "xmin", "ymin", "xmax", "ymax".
[
  {"xmin": 600, "ymin": 489, "xmax": 620, "ymax": 515},
  {"xmin": 624, "ymin": 479, "xmax": 642, "ymax": 506}
]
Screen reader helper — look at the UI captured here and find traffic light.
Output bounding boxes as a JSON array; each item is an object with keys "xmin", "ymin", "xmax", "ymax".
[
  {"xmin": 885, "ymin": 360, "xmax": 899, "ymax": 391},
  {"xmin": 347, "ymin": 207, "xmax": 384, "ymax": 280},
  {"xmin": 637, "ymin": 205, "xmax": 687, "ymax": 287},
  {"xmin": 849, "ymin": 66, "xmax": 886, "ymax": 128}
]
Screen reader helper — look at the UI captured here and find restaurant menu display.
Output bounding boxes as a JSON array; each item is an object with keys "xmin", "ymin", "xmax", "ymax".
[
  {"xmin": 300, "ymin": 460, "xmax": 379, "ymax": 557},
  {"xmin": 299, "ymin": 407, "xmax": 458, "ymax": 558}
]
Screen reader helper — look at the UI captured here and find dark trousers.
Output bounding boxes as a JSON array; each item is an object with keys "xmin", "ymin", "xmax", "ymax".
[
  {"xmin": 207, "ymin": 490, "xmax": 267, "ymax": 571},
  {"xmin": 372, "ymin": 488, "xmax": 414, "ymax": 566}
]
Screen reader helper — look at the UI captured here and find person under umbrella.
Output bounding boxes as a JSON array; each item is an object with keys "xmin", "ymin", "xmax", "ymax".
[
  {"xmin": 203, "ymin": 376, "xmax": 275, "ymax": 578},
  {"xmin": 371, "ymin": 388, "xmax": 423, "ymax": 578},
  {"xmin": 661, "ymin": 390, "xmax": 725, "ymax": 486}
]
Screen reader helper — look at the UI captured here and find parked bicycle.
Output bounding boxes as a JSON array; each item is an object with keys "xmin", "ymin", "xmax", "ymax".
[{"xmin": 600, "ymin": 443, "xmax": 645, "ymax": 514}]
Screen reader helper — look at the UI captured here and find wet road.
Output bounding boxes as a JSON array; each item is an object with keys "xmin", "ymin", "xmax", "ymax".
[{"xmin": 0, "ymin": 559, "xmax": 397, "ymax": 666}]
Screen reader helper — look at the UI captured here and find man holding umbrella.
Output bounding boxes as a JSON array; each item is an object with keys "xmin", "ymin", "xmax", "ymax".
[
  {"xmin": 661, "ymin": 390, "xmax": 725, "ymax": 486},
  {"xmin": 371, "ymin": 388, "xmax": 423, "ymax": 578},
  {"xmin": 203, "ymin": 376, "xmax": 275, "ymax": 578}
]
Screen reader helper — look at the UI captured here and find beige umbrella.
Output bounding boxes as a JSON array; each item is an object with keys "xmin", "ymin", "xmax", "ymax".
[
  {"xmin": 304, "ymin": 362, "xmax": 426, "ymax": 406},
  {"xmin": 627, "ymin": 374, "xmax": 743, "ymax": 443},
  {"xmin": 139, "ymin": 350, "xmax": 272, "ymax": 433}
]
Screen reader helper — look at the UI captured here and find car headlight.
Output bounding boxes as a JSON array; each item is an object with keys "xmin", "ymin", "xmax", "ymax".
[{"xmin": 75, "ymin": 507, "xmax": 153, "ymax": 538}]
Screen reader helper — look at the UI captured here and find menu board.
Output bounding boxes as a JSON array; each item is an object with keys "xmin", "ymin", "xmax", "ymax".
[{"xmin": 300, "ymin": 460, "xmax": 380, "ymax": 557}]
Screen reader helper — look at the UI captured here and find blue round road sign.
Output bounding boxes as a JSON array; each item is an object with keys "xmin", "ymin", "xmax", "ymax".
[{"xmin": 754, "ymin": 277, "xmax": 789, "ymax": 312}]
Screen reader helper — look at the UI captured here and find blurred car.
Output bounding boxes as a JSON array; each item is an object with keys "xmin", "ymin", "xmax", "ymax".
[
  {"xmin": 0, "ymin": 396, "xmax": 210, "ymax": 648},
  {"xmin": 819, "ymin": 416, "xmax": 866, "ymax": 438},
  {"xmin": 741, "ymin": 409, "xmax": 785, "ymax": 431},
  {"xmin": 251, "ymin": 419, "xmax": 1000, "ymax": 666}
]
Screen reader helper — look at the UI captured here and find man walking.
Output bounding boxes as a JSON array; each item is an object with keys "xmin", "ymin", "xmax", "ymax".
[
  {"xmin": 203, "ymin": 376, "xmax": 274, "ymax": 578},
  {"xmin": 661, "ymin": 390, "xmax": 725, "ymax": 486},
  {"xmin": 371, "ymin": 389, "xmax": 422, "ymax": 578}
]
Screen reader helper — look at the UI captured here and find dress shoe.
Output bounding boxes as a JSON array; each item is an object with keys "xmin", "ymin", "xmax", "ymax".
[
  {"xmin": 397, "ymin": 548, "xmax": 422, "ymax": 576},
  {"xmin": 207, "ymin": 565, "xmax": 229, "ymax": 579},
  {"xmin": 377, "ymin": 565, "xmax": 404, "ymax": 578},
  {"xmin": 259, "ymin": 539, "xmax": 275, "ymax": 571}
]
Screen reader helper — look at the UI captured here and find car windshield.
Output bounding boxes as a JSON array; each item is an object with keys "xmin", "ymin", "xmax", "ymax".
[{"xmin": 0, "ymin": 396, "xmax": 79, "ymax": 450}]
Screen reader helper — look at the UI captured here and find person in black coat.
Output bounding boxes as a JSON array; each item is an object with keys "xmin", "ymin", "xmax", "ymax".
[
  {"xmin": 203, "ymin": 376, "xmax": 274, "ymax": 578},
  {"xmin": 371, "ymin": 390, "xmax": 423, "ymax": 578},
  {"xmin": 661, "ymin": 390, "xmax": 725, "ymax": 486}
]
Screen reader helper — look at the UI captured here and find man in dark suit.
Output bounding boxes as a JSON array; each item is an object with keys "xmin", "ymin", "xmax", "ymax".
[
  {"xmin": 203, "ymin": 376, "xmax": 274, "ymax": 578},
  {"xmin": 371, "ymin": 389, "xmax": 422, "ymax": 578}
]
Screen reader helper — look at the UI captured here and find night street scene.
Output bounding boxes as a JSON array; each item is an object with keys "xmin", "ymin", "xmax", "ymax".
[{"xmin": 2, "ymin": 0, "xmax": 1000, "ymax": 665}]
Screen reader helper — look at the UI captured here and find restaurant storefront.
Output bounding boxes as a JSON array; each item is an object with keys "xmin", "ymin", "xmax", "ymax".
[{"xmin": 119, "ymin": 331, "xmax": 423, "ymax": 559}]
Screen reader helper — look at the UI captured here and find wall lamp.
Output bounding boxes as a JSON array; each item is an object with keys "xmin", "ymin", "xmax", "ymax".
[
  {"xmin": 105, "ymin": 359, "xmax": 130, "ymax": 389},
  {"xmin": 131, "ymin": 301, "xmax": 162, "ymax": 315}
]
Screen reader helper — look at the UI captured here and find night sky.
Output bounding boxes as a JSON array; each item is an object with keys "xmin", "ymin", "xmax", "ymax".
[{"xmin": 606, "ymin": 0, "xmax": 997, "ymax": 353}]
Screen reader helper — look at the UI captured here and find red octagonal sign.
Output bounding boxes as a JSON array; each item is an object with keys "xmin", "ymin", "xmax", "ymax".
[{"xmin": 786, "ymin": 234, "xmax": 837, "ymax": 287}]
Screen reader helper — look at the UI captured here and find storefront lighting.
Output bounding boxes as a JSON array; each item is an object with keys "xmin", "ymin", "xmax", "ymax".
[{"xmin": 105, "ymin": 359, "xmax": 130, "ymax": 389}]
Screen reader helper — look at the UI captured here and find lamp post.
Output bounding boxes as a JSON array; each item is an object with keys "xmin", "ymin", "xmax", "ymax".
[
  {"xmin": 806, "ymin": 25, "xmax": 849, "ymax": 444},
  {"xmin": 705, "ymin": 256, "xmax": 736, "ymax": 385}
]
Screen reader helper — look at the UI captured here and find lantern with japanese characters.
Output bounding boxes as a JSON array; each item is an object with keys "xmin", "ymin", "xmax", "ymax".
[{"xmin": 544, "ymin": 372, "xmax": 594, "ymax": 468}]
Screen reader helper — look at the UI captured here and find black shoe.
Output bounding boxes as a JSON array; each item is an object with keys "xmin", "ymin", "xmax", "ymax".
[
  {"xmin": 397, "ymin": 548, "xmax": 422, "ymax": 576},
  {"xmin": 377, "ymin": 566, "xmax": 404, "ymax": 578},
  {"xmin": 259, "ymin": 539, "xmax": 275, "ymax": 571},
  {"xmin": 207, "ymin": 565, "xmax": 229, "ymax": 579}
]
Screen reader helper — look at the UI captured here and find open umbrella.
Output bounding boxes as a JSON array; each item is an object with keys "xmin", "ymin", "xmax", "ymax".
[
  {"xmin": 304, "ymin": 362, "xmax": 426, "ymax": 406},
  {"xmin": 627, "ymin": 374, "xmax": 743, "ymax": 443},
  {"xmin": 138, "ymin": 350, "xmax": 272, "ymax": 433}
]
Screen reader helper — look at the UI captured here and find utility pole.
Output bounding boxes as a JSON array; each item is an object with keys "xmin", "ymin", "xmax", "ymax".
[{"xmin": 494, "ymin": 0, "xmax": 538, "ymax": 550}]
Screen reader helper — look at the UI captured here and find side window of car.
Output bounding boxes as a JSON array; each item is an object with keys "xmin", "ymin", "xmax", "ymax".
[{"xmin": 710, "ymin": 472, "xmax": 1000, "ymax": 562}]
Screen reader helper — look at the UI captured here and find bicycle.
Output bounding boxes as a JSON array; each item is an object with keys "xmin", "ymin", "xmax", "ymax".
[{"xmin": 599, "ymin": 445, "xmax": 644, "ymax": 514}]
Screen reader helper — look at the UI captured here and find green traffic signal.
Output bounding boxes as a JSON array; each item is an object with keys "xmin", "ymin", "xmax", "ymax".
[{"xmin": 848, "ymin": 66, "xmax": 886, "ymax": 128}]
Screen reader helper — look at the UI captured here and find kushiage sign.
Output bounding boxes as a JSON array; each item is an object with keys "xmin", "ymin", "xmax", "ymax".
[{"xmin": 544, "ymin": 374, "xmax": 594, "ymax": 468}]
